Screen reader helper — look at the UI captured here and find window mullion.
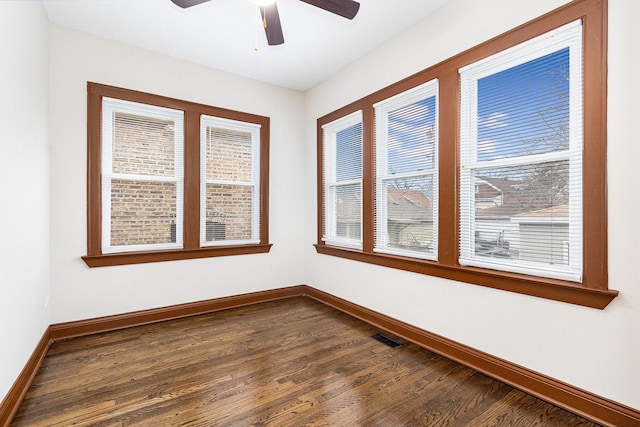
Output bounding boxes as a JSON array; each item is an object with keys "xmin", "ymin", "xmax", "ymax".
[
  {"xmin": 362, "ymin": 106, "xmax": 375, "ymax": 253},
  {"xmin": 436, "ymin": 71, "xmax": 459, "ymax": 266},
  {"xmin": 183, "ymin": 110, "xmax": 200, "ymax": 250}
]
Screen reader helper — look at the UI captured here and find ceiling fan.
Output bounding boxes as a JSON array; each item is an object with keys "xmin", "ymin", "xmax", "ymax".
[{"xmin": 170, "ymin": 0, "xmax": 360, "ymax": 46}]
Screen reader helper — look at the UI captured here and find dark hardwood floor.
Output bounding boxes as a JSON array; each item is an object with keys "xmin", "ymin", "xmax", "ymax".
[{"xmin": 12, "ymin": 297, "xmax": 600, "ymax": 426}]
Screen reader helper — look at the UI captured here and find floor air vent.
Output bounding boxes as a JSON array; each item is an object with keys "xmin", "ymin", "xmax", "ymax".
[{"xmin": 372, "ymin": 333, "xmax": 402, "ymax": 348}]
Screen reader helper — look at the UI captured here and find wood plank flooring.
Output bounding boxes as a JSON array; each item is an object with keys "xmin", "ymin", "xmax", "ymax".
[{"xmin": 12, "ymin": 297, "xmax": 601, "ymax": 426}]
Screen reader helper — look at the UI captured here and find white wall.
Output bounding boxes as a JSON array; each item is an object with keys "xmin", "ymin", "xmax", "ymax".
[
  {"xmin": 0, "ymin": 2, "xmax": 51, "ymax": 400},
  {"xmin": 3, "ymin": 0, "xmax": 638, "ymax": 415},
  {"xmin": 48, "ymin": 25, "xmax": 307, "ymax": 323},
  {"xmin": 304, "ymin": 0, "xmax": 640, "ymax": 411}
]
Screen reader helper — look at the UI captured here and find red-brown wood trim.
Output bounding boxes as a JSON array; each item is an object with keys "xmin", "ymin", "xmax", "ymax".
[
  {"xmin": 316, "ymin": 119, "xmax": 325, "ymax": 244},
  {"xmin": 0, "ymin": 329, "xmax": 52, "ymax": 427},
  {"xmin": 314, "ymin": 0, "xmax": 613, "ymax": 307},
  {"xmin": 3, "ymin": 285, "xmax": 636, "ymax": 426},
  {"xmin": 49, "ymin": 286, "xmax": 306, "ymax": 341},
  {"xmin": 259, "ymin": 116, "xmax": 271, "ymax": 245},
  {"xmin": 1, "ymin": 286, "xmax": 305, "ymax": 426},
  {"xmin": 302, "ymin": 286, "xmax": 640, "ymax": 427},
  {"xmin": 437, "ymin": 70, "xmax": 459, "ymax": 267},
  {"xmin": 87, "ymin": 83, "xmax": 270, "ymax": 125},
  {"xmin": 183, "ymin": 110, "xmax": 201, "ymax": 250},
  {"xmin": 361, "ymin": 106, "xmax": 374, "ymax": 253},
  {"xmin": 581, "ymin": 0, "xmax": 608, "ymax": 290},
  {"xmin": 86, "ymin": 84, "xmax": 103, "ymax": 256},
  {"xmin": 81, "ymin": 243, "xmax": 272, "ymax": 267},
  {"xmin": 314, "ymin": 244, "xmax": 616, "ymax": 309},
  {"xmin": 85, "ymin": 82, "xmax": 271, "ymax": 267}
]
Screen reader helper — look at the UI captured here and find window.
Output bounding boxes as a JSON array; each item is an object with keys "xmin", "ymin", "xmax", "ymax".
[
  {"xmin": 316, "ymin": 0, "xmax": 616, "ymax": 309},
  {"xmin": 200, "ymin": 116, "xmax": 261, "ymax": 246},
  {"xmin": 84, "ymin": 83, "xmax": 271, "ymax": 267},
  {"xmin": 321, "ymin": 111, "xmax": 363, "ymax": 249},
  {"xmin": 459, "ymin": 21, "xmax": 583, "ymax": 282},
  {"xmin": 101, "ymin": 98, "xmax": 185, "ymax": 254},
  {"xmin": 374, "ymin": 80, "xmax": 439, "ymax": 260}
]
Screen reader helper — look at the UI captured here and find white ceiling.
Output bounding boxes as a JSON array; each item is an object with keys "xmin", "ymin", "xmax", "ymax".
[{"xmin": 42, "ymin": 0, "xmax": 448, "ymax": 91}]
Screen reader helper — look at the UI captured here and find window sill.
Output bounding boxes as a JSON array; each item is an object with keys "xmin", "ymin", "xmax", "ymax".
[
  {"xmin": 314, "ymin": 244, "xmax": 617, "ymax": 309},
  {"xmin": 83, "ymin": 244, "xmax": 272, "ymax": 268}
]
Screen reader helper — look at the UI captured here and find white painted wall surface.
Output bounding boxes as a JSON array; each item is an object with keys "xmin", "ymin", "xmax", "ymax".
[
  {"xmin": 2, "ymin": 0, "xmax": 638, "ymax": 415},
  {"xmin": 0, "ymin": 1, "xmax": 51, "ymax": 400},
  {"xmin": 48, "ymin": 25, "xmax": 307, "ymax": 323},
  {"xmin": 304, "ymin": 0, "xmax": 640, "ymax": 411}
]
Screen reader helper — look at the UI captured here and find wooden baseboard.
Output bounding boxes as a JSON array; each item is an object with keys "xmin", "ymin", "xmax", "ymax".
[
  {"xmin": 3, "ymin": 284, "xmax": 639, "ymax": 427},
  {"xmin": 0, "ymin": 329, "xmax": 52, "ymax": 427},
  {"xmin": 302, "ymin": 286, "xmax": 640, "ymax": 427},
  {"xmin": 48, "ymin": 285, "xmax": 306, "ymax": 341},
  {"xmin": 1, "ymin": 286, "xmax": 306, "ymax": 426}
]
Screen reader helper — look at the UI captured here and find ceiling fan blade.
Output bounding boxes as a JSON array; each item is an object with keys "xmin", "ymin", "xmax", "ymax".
[
  {"xmin": 170, "ymin": 0, "xmax": 211, "ymax": 8},
  {"xmin": 260, "ymin": 3, "xmax": 285, "ymax": 46},
  {"xmin": 299, "ymin": 0, "xmax": 360, "ymax": 20}
]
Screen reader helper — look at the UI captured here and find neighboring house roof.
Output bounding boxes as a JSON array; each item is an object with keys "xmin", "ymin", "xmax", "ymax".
[
  {"xmin": 475, "ymin": 176, "xmax": 568, "ymax": 218},
  {"xmin": 511, "ymin": 204, "xmax": 569, "ymax": 223},
  {"xmin": 475, "ymin": 177, "xmax": 507, "ymax": 199},
  {"xmin": 475, "ymin": 176, "xmax": 527, "ymax": 217},
  {"xmin": 387, "ymin": 188, "xmax": 432, "ymax": 222},
  {"xmin": 335, "ymin": 178, "xmax": 567, "ymax": 223},
  {"xmin": 336, "ymin": 189, "xmax": 361, "ymax": 221},
  {"xmin": 336, "ymin": 187, "xmax": 433, "ymax": 223}
]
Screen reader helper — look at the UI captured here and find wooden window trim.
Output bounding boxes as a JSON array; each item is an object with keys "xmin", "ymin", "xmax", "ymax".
[
  {"xmin": 84, "ymin": 83, "xmax": 271, "ymax": 267},
  {"xmin": 315, "ymin": 0, "xmax": 617, "ymax": 309}
]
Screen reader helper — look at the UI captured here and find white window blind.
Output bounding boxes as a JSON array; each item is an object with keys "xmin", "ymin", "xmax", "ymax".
[
  {"xmin": 101, "ymin": 98, "xmax": 184, "ymax": 254},
  {"xmin": 200, "ymin": 116, "xmax": 261, "ymax": 246},
  {"xmin": 374, "ymin": 79, "xmax": 439, "ymax": 260},
  {"xmin": 459, "ymin": 20, "xmax": 583, "ymax": 282},
  {"xmin": 322, "ymin": 111, "xmax": 363, "ymax": 249}
]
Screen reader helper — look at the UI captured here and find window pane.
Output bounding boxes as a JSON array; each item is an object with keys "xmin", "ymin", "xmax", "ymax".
[
  {"xmin": 205, "ymin": 183, "xmax": 254, "ymax": 241},
  {"xmin": 473, "ymin": 161, "xmax": 570, "ymax": 265},
  {"xmin": 460, "ymin": 22, "xmax": 582, "ymax": 281},
  {"xmin": 336, "ymin": 122, "xmax": 363, "ymax": 182},
  {"xmin": 374, "ymin": 80, "xmax": 439, "ymax": 260},
  {"xmin": 200, "ymin": 116, "xmax": 260, "ymax": 246},
  {"xmin": 205, "ymin": 127, "xmax": 252, "ymax": 182},
  {"xmin": 113, "ymin": 113, "xmax": 176, "ymax": 177},
  {"xmin": 322, "ymin": 111, "xmax": 363, "ymax": 248},
  {"xmin": 335, "ymin": 183, "xmax": 361, "ymax": 240},
  {"xmin": 477, "ymin": 48, "xmax": 570, "ymax": 161},
  {"xmin": 110, "ymin": 179, "xmax": 177, "ymax": 246},
  {"xmin": 387, "ymin": 96, "xmax": 437, "ymax": 174},
  {"xmin": 383, "ymin": 176, "xmax": 435, "ymax": 253}
]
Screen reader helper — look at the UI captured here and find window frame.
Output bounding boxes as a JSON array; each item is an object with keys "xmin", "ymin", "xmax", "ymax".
[
  {"xmin": 100, "ymin": 97, "xmax": 185, "ymax": 254},
  {"xmin": 84, "ymin": 83, "xmax": 271, "ymax": 267},
  {"xmin": 321, "ymin": 111, "xmax": 364, "ymax": 250},
  {"xmin": 458, "ymin": 20, "xmax": 583, "ymax": 282},
  {"xmin": 315, "ymin": 0, "xmax": 616, "ymax": 309},
  {"xmin": 200, "ymin": 115, "xmax": 262, "ymax": 247},
  {"xmin": 374, "ymin": 79, "xmax": 440, "ymax": 261}
]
